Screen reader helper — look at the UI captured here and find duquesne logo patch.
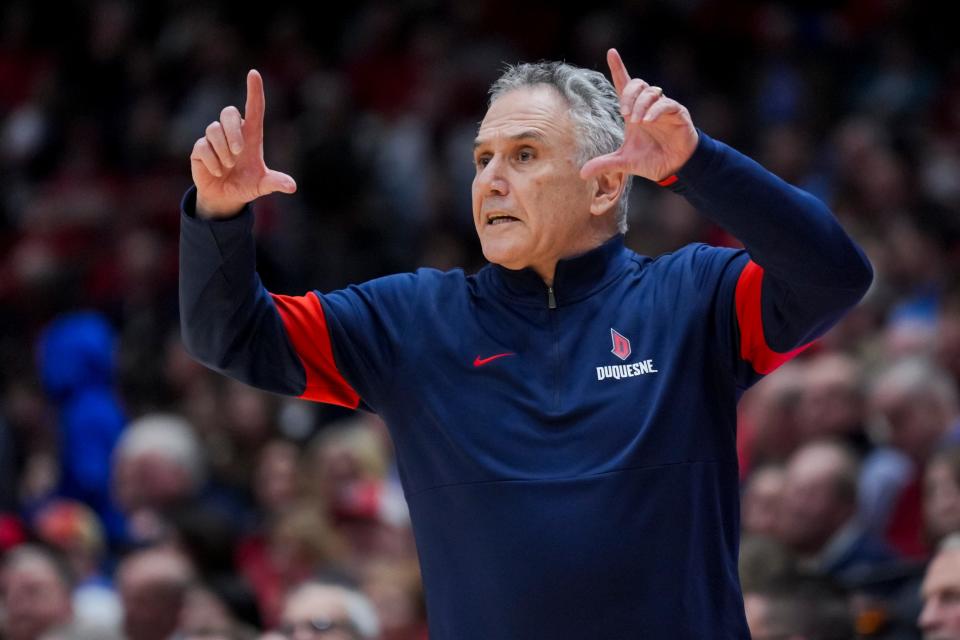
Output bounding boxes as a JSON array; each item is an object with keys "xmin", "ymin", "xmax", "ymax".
[
  {"xmin": 599, "ymin": 328, "xmax": 658, "ymax": 381},
  {"xmin": 610, "ymin": 328, "xmax": 631, "ymax": 360}
]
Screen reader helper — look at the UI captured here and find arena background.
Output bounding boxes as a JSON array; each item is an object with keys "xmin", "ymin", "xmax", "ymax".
[{"xmin": 1, "ymin": 1, "xmax": 958, "ymax": 638}]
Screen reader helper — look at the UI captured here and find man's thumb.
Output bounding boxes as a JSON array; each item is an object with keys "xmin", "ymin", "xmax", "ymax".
[
  {"xmin": 580, "ymin": 153, "xmax": 626, "ymax": 181},
  {"xmin": 261, "ymin": 170, "xmax": 297, "ymax": 195}
]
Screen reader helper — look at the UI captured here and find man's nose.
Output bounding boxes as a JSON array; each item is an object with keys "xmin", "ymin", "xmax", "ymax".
[
  {"xmin": 918, "ymin": 598, "xmax": 940, "ymax": 630},
  {"xmin": 476, "ymin": 156, "xmax": 508, "ymax": 196}
]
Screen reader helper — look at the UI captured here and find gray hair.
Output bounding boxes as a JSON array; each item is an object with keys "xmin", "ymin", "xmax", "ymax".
[
  {"xmin": 489, "ymin": 61, "xmax": 633, "ymax": 233},
  {"xmin": 286, "ymin": 582, "xmax": 380, "ymax": 639},
  {"xmin": 114, "ymin": 413, "xmax": 206, "ymax": 489},
  {"xmin": 870, "ymin": 357, "xmax": 959, "ymax": 413},
  {"xmin": 940, "ymin": 532, "xmax": 960, "ymax": 553}
]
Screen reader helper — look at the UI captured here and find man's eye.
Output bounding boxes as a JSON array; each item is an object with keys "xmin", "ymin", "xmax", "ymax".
[
  {"xmin": 518, "ymin": 150, "xmax": 534, "ymax": 162},
  {"xmin": 476, "ymin": 156, "xmax": 490, "ymax": 168}
]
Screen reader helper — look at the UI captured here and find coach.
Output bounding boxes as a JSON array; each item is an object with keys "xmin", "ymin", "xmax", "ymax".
[{"xmin": 179, "ymin": 49, "xmax": 872, "ymax": 638}]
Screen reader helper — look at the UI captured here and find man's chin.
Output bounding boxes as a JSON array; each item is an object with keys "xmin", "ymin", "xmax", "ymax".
[{"xmin": 480, "ymin": 239, "xmax": 529, "ymax": 270}]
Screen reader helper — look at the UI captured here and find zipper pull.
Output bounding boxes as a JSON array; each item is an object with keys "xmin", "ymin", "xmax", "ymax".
[{"xmin": 547, "ymin": 286, "xmax": 557, "ymax": 309}]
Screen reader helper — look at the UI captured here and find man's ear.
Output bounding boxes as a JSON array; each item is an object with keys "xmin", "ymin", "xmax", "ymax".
[{"xmin": 589, "ymin": 170, "xmax": 627, "ymax": 217}]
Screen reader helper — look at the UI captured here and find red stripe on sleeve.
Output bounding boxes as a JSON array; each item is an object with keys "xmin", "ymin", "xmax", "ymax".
[
  {"xmin": 734, "ymin": 260, "xmax": 811, "ymax": 375},
  {"xmin": 270, "ymin": 292, "xmax": 361, "ymax": 408}
]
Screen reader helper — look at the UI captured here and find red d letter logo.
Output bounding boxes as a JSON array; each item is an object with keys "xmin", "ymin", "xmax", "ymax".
[{"xmin": 610, "ymin": 328, "xmax": 631, "ymax": 361}]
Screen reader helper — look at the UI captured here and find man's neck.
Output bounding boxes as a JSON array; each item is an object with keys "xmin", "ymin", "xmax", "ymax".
[{"xmin": 532, "ymin": 228, "xmax": 621, "ymax": 286}]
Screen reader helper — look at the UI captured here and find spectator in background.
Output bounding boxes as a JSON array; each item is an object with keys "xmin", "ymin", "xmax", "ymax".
[
  {"xmin": 237, "ymin": 502, "xmax": 347, "ymax": 628},
  {"xmin": 116, "ymin": 546, "xmax": 194, "ymax": 640},
  {"xmin": 741, "ymin": 464, "xmax": 786, "ymax": 537},
  {"xmin": 32, "ymin": 499, "xmax": 121, "ymax": 631},
  {"xmin": 358, "ymin": 560, "xmax": 426, "ymax": 640},
  {"xmin": 274, "ymin": 581, "xmax": 380, "ymax": 640},
  {"xmin": 918, "ymin": 533, "xmax": 960, "ymax": 639},
  {"xmin": 111, "ymin": 413, "xmax": 206, "ymax": 544},
  {"xmin": 778, "ymin": 440, "xmax": 895, "ymax": 585},
  {"xmin": 0, "ymin": 544, "xmax": 74, "ymax": 640},
  {"xmin": 174, "ymin": 583, "xmax": 259, "ymax": 640},
  {"xmin": 924, "ymin": 445, "xmax": 960, "ymax": 548},
  {"xmin": 737, "ymin": 360, "xmax": 806, "ymax": 475},
  {"xmin": 304, "ymin": 418, "xmax": 412, "ymax": 570},
  {"xmin": 36, "ymin": 312, "xmax": 126, "ymax": 544},
  {"xmin": 936, "ymin": 283, "xmax": 960, "ymax": 385},
  {"xmin": 253, "ymin": 439, "xmax": 302, "ymax": 524},
  {"xmin": 796, "ymin": 352, "xmax": 870, "ymax": 453},
  {"xmin": 861, "ymin": 358, "xmax": 960, "ymax": 557},
  {"xmin": 743, "ymin": 576, "xmax": 853, "ymax": 640}
]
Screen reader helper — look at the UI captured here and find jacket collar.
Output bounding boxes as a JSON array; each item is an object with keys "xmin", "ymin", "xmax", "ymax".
[{"xmin": 483, "ymin": 234, "xmax": 632, "ymax": 308}]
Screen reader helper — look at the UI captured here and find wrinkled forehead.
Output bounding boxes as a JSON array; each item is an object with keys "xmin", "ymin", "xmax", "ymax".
[{"xmin": 476, "ymin": 85, "xmax": 576, "ymax": 145}]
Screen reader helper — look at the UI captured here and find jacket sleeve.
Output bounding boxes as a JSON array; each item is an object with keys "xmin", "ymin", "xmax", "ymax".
[
  {"xmin": 668, "ymin": 131, "xmax": 874, "ymax": 389},
  {"xmin": 178, "ymin": 186, "xmax": 411, "ymax": 411}
]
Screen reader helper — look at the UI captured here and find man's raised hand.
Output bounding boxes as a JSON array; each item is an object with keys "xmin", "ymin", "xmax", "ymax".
[
  {"xmin": 190, "ymin": 70, "xmax": 297, "ymax": 219},
  {"xmin": 580, "ymin": 49, "xmax": 698, "ymax": 184}
]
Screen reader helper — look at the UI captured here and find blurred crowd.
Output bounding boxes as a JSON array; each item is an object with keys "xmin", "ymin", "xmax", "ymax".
[{"xmin": 1, "ymin": 0, "xmax": 959, "ymax": 638}]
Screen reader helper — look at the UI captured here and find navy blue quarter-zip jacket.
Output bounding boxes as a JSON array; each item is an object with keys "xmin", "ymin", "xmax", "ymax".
[{"xmin": 179, "ymin": 131, "xmax": 872, "ymax": 639}]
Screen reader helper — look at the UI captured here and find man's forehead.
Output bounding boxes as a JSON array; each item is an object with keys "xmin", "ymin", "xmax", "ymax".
[
  {"xmin": 285, "ymin": 585, "xmax": 347, "ymax": 619},
  {"xmin": 475, "ymin": 85, "xmax": 572, "ymax": 146},
  {"xmin": 923, "ymin": 550, "xmax": 960, "ymax": 594}
]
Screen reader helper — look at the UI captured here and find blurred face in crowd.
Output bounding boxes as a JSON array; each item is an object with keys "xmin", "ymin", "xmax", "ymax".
[
  {"xmin": 742, "ymin": 466, "xmax": 786, "ymax": 537},
  {"xmin": 919, "ymin": 547, "xmax": 960, "ymax": 639},
  {"xmin": 472, "ymin": 85, "xmax": 621, "ymax": 282},
  {"xmin": 114, "ymin": 451, "xmax": 194, "ymax": 512},
  {"xmin": 925, "ymin": 461, "xmax": 960, "ymax": 546},
  {"xmin": 796, "ymin": 354, "xmax": 863, "ymax": 441},
  {"xmin": 871, "ymin": 380, "xmax": 952, "ymax": 464},
  {"xmin": 255, "ymin": 439, "xmax": 301, "ymax": 514},
  {"xmin": 279, "ymin": 584, "xmax": 359, "ymax": 640},
  {"xmin": 176, "ymin": 586, "xmax": 234, "ymax": 639},
  {"xmin": 777, "ymin": 444, "xmax": 856, "ymax": 554},
  {"xmin": 118, "ymin": 548, "xmax": 193, "ymax": 640},
  {"xmin": 0, "ymin": 551, "xmax": 73, "ymax": 640},
  {"xmin": 743, "ymin": 362, "xmax": 805, "ymax": 464}
]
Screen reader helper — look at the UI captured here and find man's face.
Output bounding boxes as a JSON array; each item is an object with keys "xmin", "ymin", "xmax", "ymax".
[
  {"xmin": 0, "ymin": 557, "xmax": 72, "ymax": 640},
  {"xmin": 777, "ymin": 448, "xmax": 853, "ymax": 554},
  {"xmin": 472, "ymin": 85, "xmax": 596, "ymax": 278},
  {"xmin": 919, "ymin": 548, "xmax": 960, "ymax": 639},
  {"xmin": 741, "ymin": 467, "xmax": 786, "ymax": 537}
]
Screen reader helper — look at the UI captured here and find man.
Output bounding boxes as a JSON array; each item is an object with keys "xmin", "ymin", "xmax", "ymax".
[
  {"xmin": 743, "ymin": 576, "xmax": 852, "ymax": 640},
  {"xmin": 116, "ymin": 546, "xmax": 194, "ymax": 640},
  {"xmin": 180, "ymin": 49, "xmax": 872, "ymax": 637},
  {"xmin": 265, "ymin": 581, "xmax": 380, "ymax": 640},
  {"xmin": 918, "ymin": 534, "xmax": 960, "ymax": 639},
  {"xmin": 0, "ymin": 545, "xmax": 74, "ymax": 640},
  {"xmin": 861, "ymin": 357, "xmax": 960, "ymax": 557},
  {"xmin": 777, "ymin": 440, "xmax": 894, "ymax": 585}
]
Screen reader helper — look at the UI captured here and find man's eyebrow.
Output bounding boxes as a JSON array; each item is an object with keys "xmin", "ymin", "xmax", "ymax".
[{"xmin": 473, "ymin": 131, "xmax": 546, "ymax": 149}]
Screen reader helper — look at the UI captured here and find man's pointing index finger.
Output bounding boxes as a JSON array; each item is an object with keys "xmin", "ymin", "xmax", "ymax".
[
  {"xmin": 243, "ymin": 69, "xmax": 265, "ymax": 138},
  {"xmin": 606, "ymin": 48, "xmax": 631, "ymax": 96}
]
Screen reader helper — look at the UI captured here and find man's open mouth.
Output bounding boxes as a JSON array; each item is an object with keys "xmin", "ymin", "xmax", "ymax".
[{"xmin": 487, "ymin": 214, "xmax": 519, "ymax": 225}]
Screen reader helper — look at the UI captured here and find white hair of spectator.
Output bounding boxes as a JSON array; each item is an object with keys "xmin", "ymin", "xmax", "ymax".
[
  {"xmin": 871, "ymin": 357, "xmax": 959, "ymax": 414},
  {"xmin": 940, "ymin": 532, "xmax": 960, "ymax": 552},
  {"xmin": 288, "ymin": 582, "xmax": 380, "ymax": 639},
  {"xmin": 114, "ymin": 413, "xmax": 205, "ymax": 488},
  {"xmin": 489, "ymin": 61, "xmax": 634, "ymax": 233},
  {"xmin": 342, "ymin": 587, "xmax": 380, "ymax": 639}
]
